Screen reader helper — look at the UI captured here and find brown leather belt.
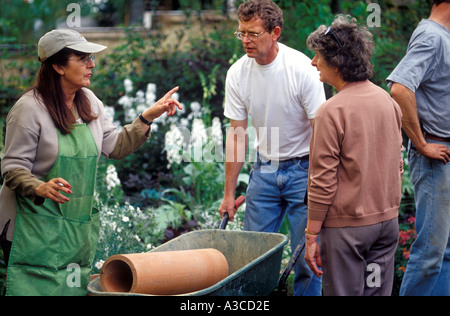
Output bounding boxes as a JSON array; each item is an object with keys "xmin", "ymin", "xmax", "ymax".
[{"xmin": 424, "ymin": 132, "xmax": 450, "ymax": 143}]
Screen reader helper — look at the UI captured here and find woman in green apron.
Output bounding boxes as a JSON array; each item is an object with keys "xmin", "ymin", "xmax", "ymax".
[{"xmin": 0, "ymin": 29, "xmax": 182, "ymax": 296}]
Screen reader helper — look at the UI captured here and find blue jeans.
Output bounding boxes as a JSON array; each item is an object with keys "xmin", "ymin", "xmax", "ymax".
[
  {"xmin": 244, "ymin": 155, "xmax": 322, "ymax": 296},
  {"xmin": 400, "ymin": 140, "xmax": 450, "ymax": 296}
]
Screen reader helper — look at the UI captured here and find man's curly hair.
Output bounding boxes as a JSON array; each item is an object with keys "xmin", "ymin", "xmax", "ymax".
[
  {"xmin": 307, "ymin": 15, "xmax": 375, "ymax": 82},
  {"xmin": 237, "ymin": 0, "xmax": 284, "ymax": 33}
]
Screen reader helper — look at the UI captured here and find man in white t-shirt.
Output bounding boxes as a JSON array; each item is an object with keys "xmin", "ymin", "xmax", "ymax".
[{"xmin": 218, "ymin": 0, "xmax": 325, "ymax": 296}]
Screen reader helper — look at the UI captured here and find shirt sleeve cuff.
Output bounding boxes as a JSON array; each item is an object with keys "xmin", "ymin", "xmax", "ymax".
[
  {"xmin": 308, "ymin": 200, "xmax": 329, "ymax": 222},
  {"xmin": 3, "ymin": 168, "xmax": 45, "ymax": 205}
]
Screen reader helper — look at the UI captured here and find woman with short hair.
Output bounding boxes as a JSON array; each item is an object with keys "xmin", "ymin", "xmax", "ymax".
[{"xmin": 304, "ymin": 16, "xmax": 404, "ymax": 296}]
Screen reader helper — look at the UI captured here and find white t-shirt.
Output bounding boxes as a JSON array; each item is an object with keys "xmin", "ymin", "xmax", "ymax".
[{"xmin": 224, "ymin": 43, "xmax": 325, "ymax": 161}]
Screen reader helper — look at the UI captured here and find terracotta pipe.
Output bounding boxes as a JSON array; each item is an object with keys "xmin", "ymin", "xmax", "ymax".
[{"xmin": 100, "ymin": 248, "xmax": 229, "ymax": 295}]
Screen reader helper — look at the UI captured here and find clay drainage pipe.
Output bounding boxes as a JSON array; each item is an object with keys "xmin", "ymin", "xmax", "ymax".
[{"xmin": 100, "ymin": 248, "xmax": 229, "ymax": 295}]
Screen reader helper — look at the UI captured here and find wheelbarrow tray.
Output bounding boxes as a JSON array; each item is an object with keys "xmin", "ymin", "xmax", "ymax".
[{"xmin": 87, "ymin": 229, "xmax": 288, "ymax": 296}]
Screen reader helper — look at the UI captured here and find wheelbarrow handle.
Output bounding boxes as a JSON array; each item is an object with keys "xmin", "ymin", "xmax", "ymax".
[
  {"xmin": 276, "ymin": 236, "xmax": 306, "ymax": 295},
  {"xmin": 219, "ymin": 196, "xmax": 246, "ymax": 230}
]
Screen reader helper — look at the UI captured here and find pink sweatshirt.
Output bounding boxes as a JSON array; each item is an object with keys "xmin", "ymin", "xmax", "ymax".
[{"xmin": 308, "ymin": 80, "xmax": 403, "ymax": 228}]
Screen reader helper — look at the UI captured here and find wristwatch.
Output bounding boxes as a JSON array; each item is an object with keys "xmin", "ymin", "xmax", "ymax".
[
  {"xmin": 139, "ymin": 113, "xmax": 153, "ymax": 126},
  {"xmin": 139, "ymin": 113, "xmax": 153, "ymax": 137}
]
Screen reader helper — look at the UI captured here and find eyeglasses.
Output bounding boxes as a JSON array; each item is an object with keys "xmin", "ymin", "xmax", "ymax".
[
  {"xmin": 69, "ymin": 54, "xmax": 95, "ymax": 65},
  {"xmin": 234, "ymin": 31, "xmax": 266, "ymax": 42},
  {"xmin": 324, "ymin": 27, "xmax": 343, "ymax": 48}
]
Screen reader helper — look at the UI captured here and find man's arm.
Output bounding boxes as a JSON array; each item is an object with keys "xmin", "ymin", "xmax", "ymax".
[
  {"xmin": 218, "ymin": 118, "xmax": 249, "ymax": 221},
  {"xmin": 390, "ymin": 83, "xmax": 450, "ymax": 164}
]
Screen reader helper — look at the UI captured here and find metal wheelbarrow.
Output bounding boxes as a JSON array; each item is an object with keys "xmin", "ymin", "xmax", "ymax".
[{"xmin": 87, "ymin": 197, "xmax": 304, "ymax": 296}]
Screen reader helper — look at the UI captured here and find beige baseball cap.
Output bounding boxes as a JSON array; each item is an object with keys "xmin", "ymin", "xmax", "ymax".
[{"xmin": 38, "ymin": 29, "xmax": 107, "ymax": 62}]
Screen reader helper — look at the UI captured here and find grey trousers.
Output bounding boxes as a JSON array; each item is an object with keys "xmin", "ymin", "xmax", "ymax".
[{"xmin": 320, "ymin": 218, "xmax": 399, "ymax": 296}]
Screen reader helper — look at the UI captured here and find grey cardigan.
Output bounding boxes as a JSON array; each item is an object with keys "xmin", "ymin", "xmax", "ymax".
[{"xmin": 0, "ymin": 88, "xmax": 148, "ymax": 241}]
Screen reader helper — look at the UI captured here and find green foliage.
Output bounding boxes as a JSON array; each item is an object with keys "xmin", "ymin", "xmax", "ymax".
[
  {"xmin": 400, "ymin": 150, "xmax": 415, "ymax": 214},
  {"xmin": 199, "ymin": 64, "xmax": 221, "ymax": 124},
  {"xmin": 0, "ymin": 0, "xmax": 98, "ymax": 44},
  {"xmin": 179, "ymin": 0, "xmax": 228, "ymax": 11},
  {"xmin": 279, "ymin": 0, "xmax": 334, "ymax": 59}
]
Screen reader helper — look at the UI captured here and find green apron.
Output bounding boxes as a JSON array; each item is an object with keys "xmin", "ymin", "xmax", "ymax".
[{"xmin": 6, "ymin": 124, "xmax": 100, "ymax": 296}]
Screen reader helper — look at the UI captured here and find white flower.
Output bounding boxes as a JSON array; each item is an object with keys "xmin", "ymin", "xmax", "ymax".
[
  {"xmin": 95, "ymin": 260, "xmax": 104, "ymax": 270},
  {"xmin": 122, "ymin": 216, "xmax": 130, "ymax": 223},
  {"xmin": 153, "ymin": 111, "xmax": 167, "ymax": 125},
  {"xmin": 105, "ymin": 164, "xmax": 121, "ymax": 190},
  {"xmin": 211, "ymin": 117, "xmax": 223, "ymax": 146},
  {"xmin": 118, "ymin": 95, "xmax": 133, "ymax": 109},
  {"xmin": 191, "ymin": 118, "xmax": 208, "ymax": 162},
  {"xmin": 136, "ymin": 104, "xmax": 147, "ymax": 114},
  {"xmin": 180, "ymin": 118, "xmax": 190, "ymax": 128},
  {"xmin": 192, "ymin": 118, "xmax": 208, "ymax": 147},
  {"xmin": 124, "ymin": 79, "xmax": 133, "ymax": 94},
  {"xmin": 165, "ymin": 124, "xmax": 185, "ymax": 168},
  {"xmin": 146, "ymin": 84, "xmax": 157, "ymax": 106},
  {"xmin": 207, "ymin": 117, "xmax": 224, "ymax": 162},
  {"xmin": 135, "ymin": 90, "xmax": 145, "ymax": 105},
  {"xmin": 125, "ymin": 108, "xmax": 137, "ymax": 122},
  {"xmin": 187, "ymin": 102, "xmax": 202, "ymax": 120},
  {"xmin": 191, "ymin": 101, "xmax": 201, "ymax": 112},
  {"xmin": 104, "ymin": 105, "xmax": 115, "ymax": 121},
  {"xmin": 146, "ymin": 83, "xmax": 157, "ymax": 95},
  {"xmin": 167, "ymin": 115, "xmax": 179, "ymax": 125}
]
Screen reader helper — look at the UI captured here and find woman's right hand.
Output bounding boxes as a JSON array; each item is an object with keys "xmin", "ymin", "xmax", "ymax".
[
  {"xmin": 142, "ymin": 86, "xmax": 183, "ymax": 121},
  {"xmin": 35, "ymin": 178, "xmax": 72, "ymax": 204}
]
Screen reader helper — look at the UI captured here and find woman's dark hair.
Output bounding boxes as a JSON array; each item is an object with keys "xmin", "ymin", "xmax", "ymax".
[
  {"xmin": 237, "ymin": 0, "xmax": 284, "ymax": 33},
  {"xmin": 31, "ymin": 47, "xmax": 97, "ymax": 135},
  {"xmin": 307, "ymin": 15, "xmax": 375, "ymax": 82}
]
